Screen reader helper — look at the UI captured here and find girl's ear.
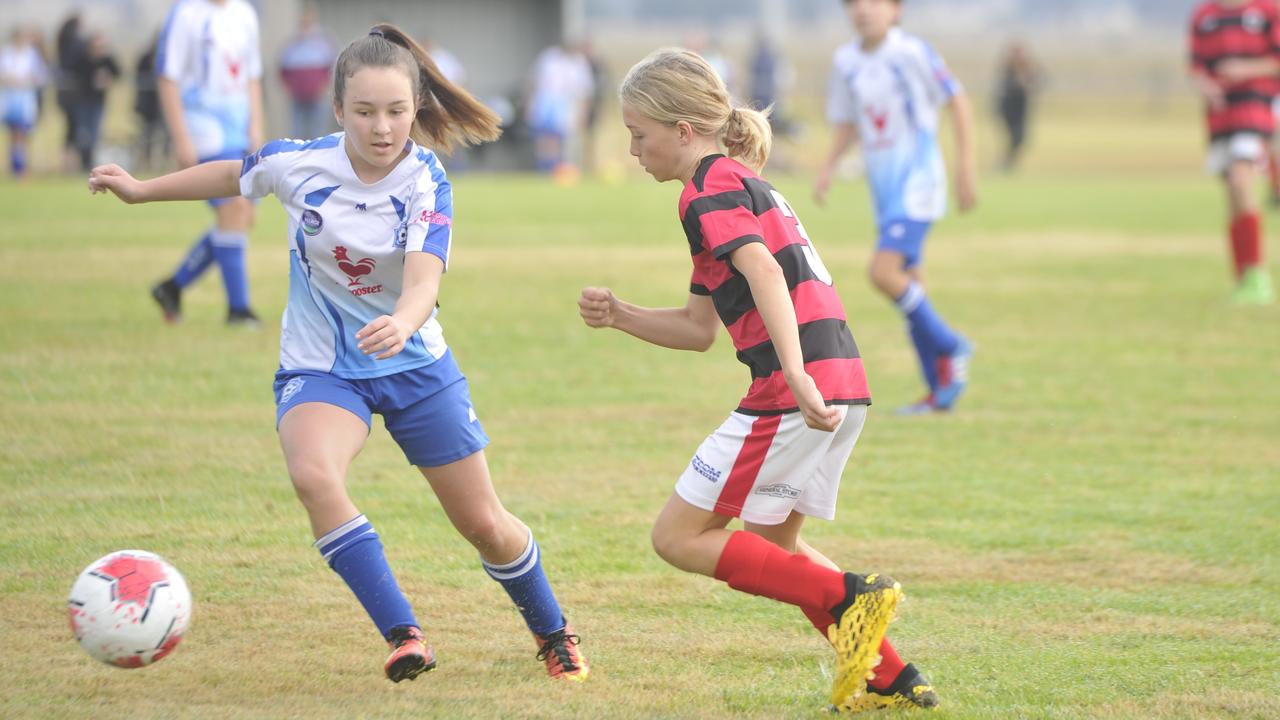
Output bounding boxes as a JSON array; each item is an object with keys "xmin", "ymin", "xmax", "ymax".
[
  {"xmin": 676, "ymin": 120, "xmax": 694, "ymax": 144},
  {"xmin": 333, "ymin": 101, "xmax": 344, "ymax": 129}
]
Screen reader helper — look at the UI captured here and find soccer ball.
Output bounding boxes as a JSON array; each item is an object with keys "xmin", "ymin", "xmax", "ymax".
[{"xmin": 67, "ymin": 550, "xmax": 192, "ymax": 668}]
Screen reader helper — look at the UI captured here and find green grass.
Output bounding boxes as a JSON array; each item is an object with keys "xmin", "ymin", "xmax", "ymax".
[{"xmin": 2, "ymin": 102, "xmax": 1279, "ymax": 719}]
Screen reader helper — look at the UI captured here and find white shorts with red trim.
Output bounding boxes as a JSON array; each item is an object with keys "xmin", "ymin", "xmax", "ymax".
[{"xmin": 675, "ymin": 405, "xmax": 867, "ymax": 525}]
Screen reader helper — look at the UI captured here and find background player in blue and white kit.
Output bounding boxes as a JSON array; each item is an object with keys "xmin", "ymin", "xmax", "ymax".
[
  {"xmin": 815, "ymin": 0, "xmax": 979, "ymax": 414},
  {"xmin": 0, "ymin": 27, "xmax": 48, "ymax": 178},
  {"xmin": 150, "ymin": 0, "xmax": 265, "ymax": 326},
  {"xmin": 89, "ymin": 24, "xmax": 588, "ymax": 684}
]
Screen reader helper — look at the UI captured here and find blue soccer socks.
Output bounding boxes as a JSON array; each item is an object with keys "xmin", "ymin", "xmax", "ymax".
[
  {"xmin": 316, "ymin": 514, "xmax": 419, "ymax": 638},
  {"xmin": 896, "ymin": 282, "xmax": 960, "ymax": 357},
  {"xmin": 482, "ymin": 531, "xmax": 566, "ymax": 637},
  {"xmin": 173, "ymin": 230, "xmax": 215, "ymax": 288},
  {"xmin": 210, "ymin": 230, "xmax": 251, "ymax": 313}
]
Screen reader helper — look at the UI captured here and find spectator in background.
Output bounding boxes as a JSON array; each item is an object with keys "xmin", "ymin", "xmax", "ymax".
[
  {"xmin": 1, "ymin": 27, "xmax": 48, "ymax": 178},
  {"xmin": 995, "ymin": 40, "xmax": 1042, "ymax": 172},
  {"xmin": 279, "ymin": 2, "xmax": 337, "ymax": 140},
  {"xmin": 134, "ymin": 33, "xmax": 167, "ymax": 171},
  {"xmin": 525, "ymin": 41, "xmax": 594, "ymax": 175},
  {"xmin": 581, "ymin": 37, "xmax": 607, "ymax": 174},
  {"xmin": 749, "ymin": 31, "xmax": 795, "ymax": 138},
  {"xmin": 55, "ymin": 12, "xmax": 85, "ymax": 172},
  {"xmin": 72, "ymin": 31, "xmax": 120, "ymax": 172}
]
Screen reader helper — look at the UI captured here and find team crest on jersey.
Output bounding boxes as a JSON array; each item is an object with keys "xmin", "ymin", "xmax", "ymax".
[
  {"xmin": 301, "ymin": 209, "xmax": 324, "ymax": 236},
  {"xmin": 393, "ymin": 222, "xmax": 408, "ymax": 250}
]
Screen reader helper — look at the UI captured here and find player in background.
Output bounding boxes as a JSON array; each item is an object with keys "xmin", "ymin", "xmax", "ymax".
[
  {"xmin": 815, "ymin": 0, "xmax": 978, "ymax": 414},
  {"xmin": 1190, "ymin": 0, "xmax": 1279, "ymax": 304},
  {"xmin": 150, "ymin": 0, "xmax": 265, "ymax": 326},
  {"xmin": 579, "ymin": 48, "xmax": 936, "ymax": 712},
  {"xmin": 89, "ymin": 24, "xmax": 588, "ymax": 684},
  {"xmin": 1, "ymin": 27, "xmax": 48, "ymax": 178}
]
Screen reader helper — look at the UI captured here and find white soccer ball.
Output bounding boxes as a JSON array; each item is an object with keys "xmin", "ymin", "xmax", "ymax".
[{"xmin": 67, "ymin": 550, "xmax": 192, "ymax": 668}]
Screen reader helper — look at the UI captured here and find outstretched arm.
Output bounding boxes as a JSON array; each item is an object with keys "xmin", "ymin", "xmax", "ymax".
[
  {"xmin": 88, "ymin": 160, "xmax": 242, "ymax": 204},
  {"xmin": 356, "ymin": 252, "xmax": 443, "ymax": 361},
  {"xmin": 579, "ymin": 287, "xmax": 719, "ymax": 352}
]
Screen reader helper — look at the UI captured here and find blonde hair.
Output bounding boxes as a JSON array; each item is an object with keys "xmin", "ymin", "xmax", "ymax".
[
  {"xmin": 619, "ymin": 48, "xmax": 772, "ymax": 172},
  {"xmin": 335, "ymin": 24, "xmax": 501, "ymax": 152}
]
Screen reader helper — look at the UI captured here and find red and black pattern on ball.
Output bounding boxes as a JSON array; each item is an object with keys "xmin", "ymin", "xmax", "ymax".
[{"xmin": 88, "ymin": 554, "xmax": 172, "ymax": 623}]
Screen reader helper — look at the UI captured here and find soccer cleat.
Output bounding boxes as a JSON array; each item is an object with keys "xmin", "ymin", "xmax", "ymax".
[
  {"xmin": 384, "ymin": 625, "xmax": 436, "ymax": 683},
  {"xmin": 828, "ymin": 573, "xmax": 903, "ymax": 709},
  {"xmin": 933, "ymin": 337, "xmax": 973, "ymax": 411},
  {"xmin": 226, "ymin": 308, "xmax": 263, "ymax": 328},
  {"xmin": 895, "ymin": 396, "xmax": 937, "ymax": 416},
  {"xmin": 535, "ymin": 624, "xmax": 589, "ymax": 682},
  {"xmin": 150, "ymin": 279, "xmax": 182, "ymax": 323},
  {"xmin": 1232, "ymin": 267, "xmax": 1276, "ymax": 305},
  {"xmin": 833, "ymin": 663, "xmax": 940, "ymax": 713}
]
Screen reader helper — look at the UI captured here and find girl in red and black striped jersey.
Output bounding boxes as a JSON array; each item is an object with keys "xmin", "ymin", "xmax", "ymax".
[
  {"xmin": 578, "ymin": 48, "xmax": 936, "ymax": 712},
  {"xmin": 1190, "ymin": 0, "xmax": 1280, "ymax": 303}
]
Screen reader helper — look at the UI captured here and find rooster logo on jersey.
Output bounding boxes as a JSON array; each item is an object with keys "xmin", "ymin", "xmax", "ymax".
[{"xmin": 333, "ymin": 246, "xmax": 376, "ymax": 287}]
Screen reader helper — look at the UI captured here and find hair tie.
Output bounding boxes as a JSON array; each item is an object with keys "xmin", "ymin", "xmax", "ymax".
[{"xmin": 368, "ymin": 27, "xmax": 385, "ymax": 38}]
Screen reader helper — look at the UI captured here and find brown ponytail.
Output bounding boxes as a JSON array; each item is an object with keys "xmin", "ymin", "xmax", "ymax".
[{"xmin": 334, "ymin": 24, "xmax": 501, "ymax": 152}]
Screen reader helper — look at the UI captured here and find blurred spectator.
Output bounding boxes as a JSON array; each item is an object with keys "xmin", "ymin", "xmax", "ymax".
[
  {"xmin": 278, "ymin": 2, "xmax": 337, "ymax": 140},
  {"xmin": 72, "ymin": 31, "xmax": 120, "ymax": 172},
  {"xmin": 581, "ymin": 37, "xmax": 608, "ymax": 174},
  {"xmin": 995, "ymin": 40, "xmax": 1043, "ymax": 172},
  {"xmin": 133, "ymin": 33, "xmax": 168, "ymax": 171},
  {"xmin": 55, "ymin": 12, "xmax": 85, "ymax": 172},
  {"xmin": 525, "ymin": 41, "xmax": 594, "ymax": 174},
  {"xmin": 424, "ymin": 37, "xmax": 465, "ymax": 86},
  {"xmin": 748, "ymin": 31, "xmax": 795, "ymax": 137},
  {"xmin": 1, "ymin": 27, "xmax": 48, "ymax": 177}
]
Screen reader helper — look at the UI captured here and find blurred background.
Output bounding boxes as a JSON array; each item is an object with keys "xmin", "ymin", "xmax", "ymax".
[{"xmin": 0, "ymin": 0, "xmax": 1208, "ymax": 178}]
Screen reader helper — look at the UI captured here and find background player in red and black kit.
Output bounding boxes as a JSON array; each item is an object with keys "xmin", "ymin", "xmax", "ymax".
[
  {"xmin": 1190, "ymin": 0, "xmax": 1280, "ymax": 303},
  {"xmin": 579, "ymin": 48, "xmax": 938, "ymax": 712}
]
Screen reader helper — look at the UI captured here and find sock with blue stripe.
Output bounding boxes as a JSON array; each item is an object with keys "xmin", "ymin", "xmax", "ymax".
[
  {"xmin": 315, "ymin": 514, "xmax": 419, "ymax": 638},
  {"xmin": 482, "ymin": 530, "xmax": 565, "ymax": 637},
  {"xmin": 210, "ymin": 230, "xmax": 251, "ymax": 312},
  {"xmin": 172, "ymin": 230, "xmax": 215, "ymax": 288},
  {"xmin": 896, "ymin": 281, "xmax": 959, "ymax": 357}
]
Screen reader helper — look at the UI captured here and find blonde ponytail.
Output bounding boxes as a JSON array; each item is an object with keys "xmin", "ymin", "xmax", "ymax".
[{"xmin": 619, "ymin": 48, "xmax": 774, "ymax": 172}]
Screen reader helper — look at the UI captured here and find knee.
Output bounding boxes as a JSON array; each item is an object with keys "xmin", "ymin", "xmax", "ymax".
[
  {"xmin": 288, "ymin": 460, "xmax": 345, "ymax": 508},
  {"xmin": 650, "ymin": 524, "xmax": 688, "ymax": 568},
  {"xmin": 867, "ymin": 264, "xmax": 896, "ymax": 296},
  {"xmin": 457, "ymin": 512, "xmax": 506, "ymax": 556}
]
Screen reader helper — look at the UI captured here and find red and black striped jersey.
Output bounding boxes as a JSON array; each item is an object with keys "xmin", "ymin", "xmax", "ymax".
[
  {"xmin": 680, "ymin": 154, "xmax": 871, "ymax": 415},
  {"xmin": 1190, "ymin": 0, "xmax": 1280, "ymax": 138}
]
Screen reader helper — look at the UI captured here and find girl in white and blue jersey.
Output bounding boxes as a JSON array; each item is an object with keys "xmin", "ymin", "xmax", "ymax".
[
  {"xmin": 151, "ymin": 0, "xmax": 265, "ymax": 326},
  {"xmin": 0, "ymin": 27, "xmax": 47, "ymax": 177},
  {"xmin": 90, "ymin": 23, "xmax": 588, "ymax": 684},
  {"xmin": 816, "ymin": 0, "xmax": 979, "ymax": 414}
]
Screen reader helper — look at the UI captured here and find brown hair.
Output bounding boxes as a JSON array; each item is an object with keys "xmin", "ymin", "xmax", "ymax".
[
  {"xmin": 334, "ymin": 24, "xmax": 501, "ymax": 151},
  {"xmin": 619, "ymin": 48, "xmax": 773, "ymax": 172}
]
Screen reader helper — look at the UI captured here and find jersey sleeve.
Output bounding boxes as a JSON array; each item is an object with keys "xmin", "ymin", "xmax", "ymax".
[
  {"xmin": 1189, "ymin": 9, "xmax": 1211, "ymax": 73},
  {"xmin": 826, "ymin": 52, "xmax": 858, "ymax": 125},
  {"xmin": 404, "ymin": 154, "xmax": 453, "ymax": 268},
  {"xmin": 685, "ymin": 191, "xmax": 765, "ymax": 261},
  {"xmin": 238, "ymin": 139, "xmax": 291, "ymax": 198},
  {"xmin": 916, "ymin": 40, "xmax": 962, "ymax": 105},
  {"xmin": 155, "ymin": 6, "xmax": 190, "ymax": 82}
]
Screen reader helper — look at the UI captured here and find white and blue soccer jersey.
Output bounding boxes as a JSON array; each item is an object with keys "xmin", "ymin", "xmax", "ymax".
[
  {"xmin": 157, "ymin": 0, "xmax": 262, "ymax": 159},
  {"xmin": 0, "ymin": 43, "xmax": 46, "ymax": 131},
  {"xmin": 826, "ymin": 28, "xmax": 961, "ymax": 225},
  {"xmin": 240, "ymin": 134, "xmax": 459, "ymax": 381}
]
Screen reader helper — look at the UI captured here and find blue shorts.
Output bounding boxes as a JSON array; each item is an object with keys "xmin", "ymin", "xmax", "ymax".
[
  {"xmin": 876, "ymin": 219, "xmax": 932, "ymax": 269},
  {"xmin": 273, "ymin": 355, "xmax": 489, "ymax": 468},
  {"xmin": 200, "ymin": 150, "xmax": 252, "ymax": 208}
]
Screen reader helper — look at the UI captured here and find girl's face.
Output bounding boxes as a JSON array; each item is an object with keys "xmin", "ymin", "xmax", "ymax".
[
  {"xmin": 847, "ymin": 0, "xmax": 900, "ymax": 44},
  {"xmin": 335, "ymin": 65, "xmax": 416, "ymax": 179},
  {"xmin": 622, "ymin": 102, "xmax": 690, "ymax": 183}
]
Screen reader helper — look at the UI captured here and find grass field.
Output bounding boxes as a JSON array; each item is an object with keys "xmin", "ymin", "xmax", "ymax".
[{"xmin": 2, "ymin": 102, "xmax": 1279, "ymax": 719}]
